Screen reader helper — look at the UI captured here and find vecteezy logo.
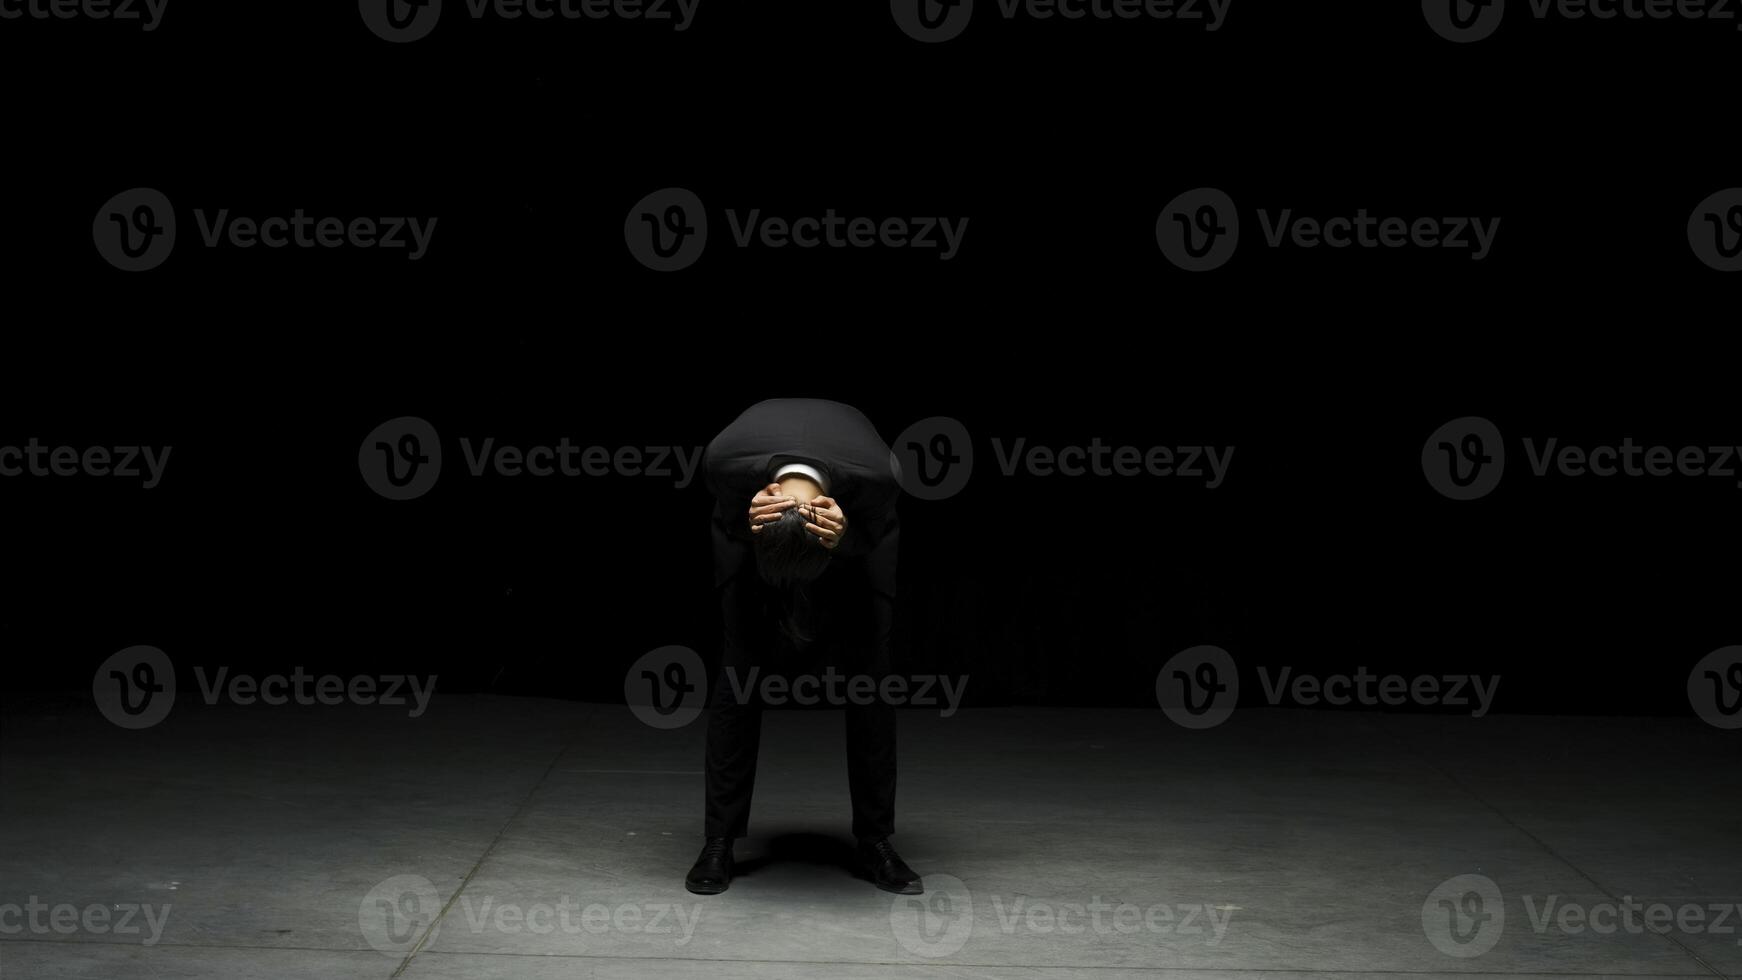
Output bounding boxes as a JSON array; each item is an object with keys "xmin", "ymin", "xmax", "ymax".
[
  {"xmin": 1422, "ymin": 874, "xmax": 1504, "ymax": 957},
  {"xmin": 625, "ymin": 188, "xmax": 708, "ymax": 271},
  {"xmin": 1156, "ymin": 188, "xmax": 1239, "ymax": 272},
  {"xmin": 625, "ymin": 645, "xmax": 707, "ymax": 729},
  {"xmin": 1689, "ymin": 189, "xmax": 1742, "ymax": 272},
  {"xmin": 891, "ymin": 0, "xmax": 973, "ymax": 42},
  {"xmin": 93, "ymin": 645, "xmax": 176, "ymax": 729},
  {"xmin": 359, "ymin": 875, "xmax": 443, "ymax": 955},
  {"xmin": 1422, "ymin": 417, "xmax": 1505, "ymax": 500},
  {"xmin": 93, "ymin": 188, "xmax": 176, "ymax": 272},
  {"xmin": 360, "ymin": 0, "xmax": 442, "ymax": 42},
  {"xmin": 359, "ymin": 417, "xmax": 443, "ymax": 500},
  {"xmin": 1423, "ymin": 0, "xmax": 1505, "ymax": 42},
  {"xmin": 890, "ymin": 873, "xmax": 973, "ymax": 957},
  {"xmin": 890, "ymin": 416, "xmax": 973, "ymax": 501},
  {"xmin": 1688, "ymin": 645, "xmax": 1742, "ymax": 730},
  {"xmin": 1156, "ymin": 644, "xmax": 1238, "ymax": 729}
]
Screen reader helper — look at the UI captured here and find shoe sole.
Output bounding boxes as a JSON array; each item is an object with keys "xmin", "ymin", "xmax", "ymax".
[
  {"xmin": 870, "ymin": 877, "xmax": 923, "ymax": 895},
  {"xmin": 685, "ymin": 879, "xmax": 730, "ymax": 895}
]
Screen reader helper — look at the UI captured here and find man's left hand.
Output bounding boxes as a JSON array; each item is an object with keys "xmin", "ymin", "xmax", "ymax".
[{"xmin": 800, "ymin": 496, "xmax": 848, "ymax": 551}]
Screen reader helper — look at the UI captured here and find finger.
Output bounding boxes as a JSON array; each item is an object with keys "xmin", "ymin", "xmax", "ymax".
[{"xmin": 805, "ymin": 522, "xmax": 841, "ymax": 541}]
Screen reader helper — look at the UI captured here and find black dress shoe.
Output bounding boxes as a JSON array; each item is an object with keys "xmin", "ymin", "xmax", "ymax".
[
  {"xmin": 685, "ymin": 837, "xmax": 734, "ymax": 895},
  {"xmin": 857, "ymin": 836, "xmax": 923, "ymax": 894}
]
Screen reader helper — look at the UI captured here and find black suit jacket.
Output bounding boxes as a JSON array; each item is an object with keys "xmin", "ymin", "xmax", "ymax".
[{"xmin": 705, "ymin": 398, "xmax": 902, "ymax": 598}]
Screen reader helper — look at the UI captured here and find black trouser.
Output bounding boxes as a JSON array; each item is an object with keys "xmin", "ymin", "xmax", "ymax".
[{"xmin": 703, "ymin": 558, "xmax": 896, "ymax": 840}]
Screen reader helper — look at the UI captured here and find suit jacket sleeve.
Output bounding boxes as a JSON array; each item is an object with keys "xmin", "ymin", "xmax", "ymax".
[
  {"xmin": 829, "ymin": 443, "xmax": 901, "ymax": 597},
  {"xmin": 705, "ymin": 431, "xmax": 764, "ymax": 589}
]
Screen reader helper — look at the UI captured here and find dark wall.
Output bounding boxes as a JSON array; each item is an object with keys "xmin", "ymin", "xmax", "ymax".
[{"xmin": 1, "ymin": 2, "xmax": 1736, "ymax": 719}]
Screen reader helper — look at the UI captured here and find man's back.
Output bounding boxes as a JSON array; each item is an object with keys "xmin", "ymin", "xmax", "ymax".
[{"xmin": 704, "ymin": 398, "xmax": 899, "ymax": 518}]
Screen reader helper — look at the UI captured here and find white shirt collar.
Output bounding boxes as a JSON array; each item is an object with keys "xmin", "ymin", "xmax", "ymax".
[{"xmin": 773, "ymin": 462, "xmax": 829, "ymax": 494}]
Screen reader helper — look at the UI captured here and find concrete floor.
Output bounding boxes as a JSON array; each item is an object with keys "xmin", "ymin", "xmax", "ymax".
[{"xmin": 1, "ymin": 695, "xmax": 1736, "ymax": 979}]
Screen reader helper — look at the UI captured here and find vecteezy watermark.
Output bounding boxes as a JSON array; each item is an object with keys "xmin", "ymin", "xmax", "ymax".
[
  {"xmin": 885, "ymin": 417, "xmax": 1228, "ymax": 502},
  {"xmin": 92, "ymin": 188, "xmax": 437, "ymax": 271},
  {"xmin": 624, "ymin": 644, "xmax": 708, "ymax": 730},
  {"xmin": 625, "ymin": 187, "xmax": 968, "ymax": 271},
  {"xmin": 992, "ymin": 436, "xmax": 1233, "ymax": 488},
  {"xmin": 1422, "ymin": 874, "xmax": 1506, "ymax": 957},
  {"xmin": 890, "ymin": 416, "xmax": 974, "ymax": 502},
  {"xmin": 719, "ymin": 666, "xmax": 968, "ymax": 717},
  {"xmin": 1689, "ymin": 645, "xmax": 1742, "ymax": 729},
  {"xmin": 1156, "ymin": 644, "xmax": 1239, "ymax": 729},
  {"xmin": 357, "ymin": 875, "xmax": 700, "ymax": 955},
  {"xmin": 92, "ymin": 645, "xmax": 176, "ymax": 729},
  {"xmin": 359, "ymin": 0, "xmax": 699, "ymax": 43},
  {"xmin": 0, "ymin": 898, "xmax": 172, "ymax": 946},
  {"xmin": 890, "ymin": 0, "xmax": 1229, "ymax": 43},
  {"xmin": 622, "ymin": 646, "xmax": 968, "ymax": 729},
  {"xmin": 1424, "ymin": 416, "xmax": 1742, "ymax": 500},
  {"xmin": 1157, "ymin": 647, "xmax": 1499, "ymax": 729},
  {"xmin": 1519, "ymin": 896, "xmax": 1742, "ymax": 946},
  {"xmin": 190, "ymin": 667, "xmax": 436, "ymax": 718},
  {"xmin": 92, "ymin": 187, "xmax": 176, "ymax": 271},
  {"xmin": 91, "ymin": 646, "xmax": 437, "ymax": 729},
  {"xmin": 1512, "ymin": 432, "xmax": 1742, "ymax": 484},
  {"xmin": 1422, "ymin": 416, "xmax": 1505, "ymax": 501},
  {"xmin": 0, "ymin": 0, "xmax": 168, "ymax": 30},
  {"xmin": 1423, "ymin": 874, "xmax": 1742, "ymax": 958},
  {"xmin": 359, "ymin": 875, "xmax": 443, "ymax": 955},
  {"xmin": 452, "ymin": 894, "xmax": 700, "ymax": 945},
  {"xmin": 1252, "ymin": 208, "xmax": 1501, "ymax": 260},
  {"xmin": 0, "ymin": 439, "xmax": 171, "ymax": 488},
  {"xmin": 358, "ymin": 416, "xmax": 704, "ymax": 500},
  {"xmin": 454, "ymin": 437, "xmax": 701, "ymax": 485},
  {"xmin": 359, "ymin": 416, "xmax": 442, "ymax": 501},
  {"xmin": 1256, "ymin": 666, "xmax": 1499, "ymax": 717},
  {"xmin": 889, "ymin": 874, "xmax": 1235, "ymax": 958},
  {"xmin": 1157, "ymin": 188, "xmax": 1501, "ymax": 271},
  {"xmin": 1689, "ymin": 188, "xmax": 1742, "ymax": 272},
  {"xmin": 1424, "ymin": 0, "xmax": 1741, "ymax": 43}
]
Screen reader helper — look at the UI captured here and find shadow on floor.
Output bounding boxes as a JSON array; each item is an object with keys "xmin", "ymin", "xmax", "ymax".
[{"xmin": 733, "ymin": 831, "xmax": 863, "ymax": 883}]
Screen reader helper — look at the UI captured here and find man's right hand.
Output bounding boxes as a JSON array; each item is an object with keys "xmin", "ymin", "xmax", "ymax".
[{"xmin": 747, "ymin": 483, "xmax": 796, "ymax": 536}]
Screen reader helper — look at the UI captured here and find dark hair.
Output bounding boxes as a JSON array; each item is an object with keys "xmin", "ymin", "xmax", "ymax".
[
  {"xmin": 754, "ymin": 507, "xmax": 832, "ymax": 646},
  {"xmin": 754, "ymin": 506, "xmax": 832, "ymax": 588}
]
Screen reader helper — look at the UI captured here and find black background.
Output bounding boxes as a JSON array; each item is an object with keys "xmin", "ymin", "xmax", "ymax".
[{"xmin": 1, "ymin": 0, "xmax": 1736, "ymax": 717}]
